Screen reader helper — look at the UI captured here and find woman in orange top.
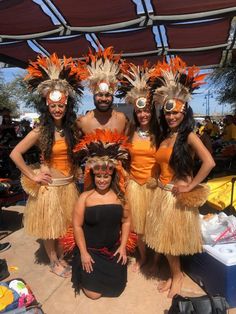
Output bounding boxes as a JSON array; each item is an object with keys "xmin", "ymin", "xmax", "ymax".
[
  {"xmin": 127, "ymin": 106, "xmax": 160, "ymax": 270},
  {"xmin": 119, "ymin": 62, "xmax": 161, "ymax": 270},
  {"xmin": 10, "ymin": 54, "xmax": 86, "ymax": 277},
  {"xmin": 145, "ymin": 57, "xmax": 215, "ymax": 298}
]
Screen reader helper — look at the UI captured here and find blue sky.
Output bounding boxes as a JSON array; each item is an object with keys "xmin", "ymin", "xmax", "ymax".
[{"xmin": 1, "ymin": 66, "xmax": 232, "ymax": 116}]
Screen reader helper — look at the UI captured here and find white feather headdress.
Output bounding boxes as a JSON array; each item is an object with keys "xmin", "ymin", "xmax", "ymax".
[
  {"xmin": 85, "ymin": 46, "xmax": 124, "ymax": 94},
  {"xmin": 24, "ymin": 53, "xmax": 88, "ymax": 102},
  {"xmin": 118, "ymin": 61, "xmax": 152, "ymax": 110},
  {"xmin": 148, "ymin": 56, "xmax": 207, "ymax": 111}
]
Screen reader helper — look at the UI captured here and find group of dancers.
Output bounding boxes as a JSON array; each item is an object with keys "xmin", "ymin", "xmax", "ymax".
[{"xmin": 10, "ymin": 47, "xmax": 215, "ymax": 300}]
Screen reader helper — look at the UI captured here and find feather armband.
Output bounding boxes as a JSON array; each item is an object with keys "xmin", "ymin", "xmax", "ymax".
[
  {"xmin": 21, "ymin": 170, "xmax": 40, "ymax": 197},
  {"xmin": 176, "ymin": 184, "xmax": 210, "ymax": 208}
]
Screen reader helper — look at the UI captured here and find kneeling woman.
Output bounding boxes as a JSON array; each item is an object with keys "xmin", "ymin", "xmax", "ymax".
[{"xmin": 72, "ymin": 130, "xmax": 131, "ymax": 299}]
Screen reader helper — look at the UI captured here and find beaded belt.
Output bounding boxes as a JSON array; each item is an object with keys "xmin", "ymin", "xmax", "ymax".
[
  {"xmin": 157, "ymin": 179, "xmax": 174, "ymax": 191},
  {"xmin": 48, "ymin": 175, "xmax": 74, "ymax": 187}
]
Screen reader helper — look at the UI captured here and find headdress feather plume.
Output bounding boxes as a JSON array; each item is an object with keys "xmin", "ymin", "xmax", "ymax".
[
  {"xmin": 74, "ymin": 129, "xmax": 131, "ymax": 192},
  {"xmin": 118, "ymin": 61, "xmax": 151, "ymax": 108},
  {"xmin": 24, "ymin": 53, "xmax": 88, "ymax": 98},
  {"xmin": 85, "ymin": 46, "xmax": 124, "ymax": 94},
  {"xmin": 148, "ymin": 56, "xmax": 207, "ymax": 106}
]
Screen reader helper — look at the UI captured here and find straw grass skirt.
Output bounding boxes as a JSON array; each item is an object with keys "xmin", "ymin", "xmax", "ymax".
[
  {"xmin": 145, "ymin": 186, "xmax": 202, "ymax": 256},
  {"xmin": 23, "ymin": 182, "xmax": 78, "ymax": 239},
  {"xmin": 126, "ymin": 179, "xmax": 152, "ymax": 234}
]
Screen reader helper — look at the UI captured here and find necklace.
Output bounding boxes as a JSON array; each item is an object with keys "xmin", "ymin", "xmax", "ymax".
[
  {"xmin": 137, "ymin": 127, "xmax": 150, "ymax": 138},
  {"xmin": 55, "ymin": 126, "xmax": 65, "ymax": 137},
  {"xmin": 168, "ymin": 130, "xmax": 178, "ymax": 138}
]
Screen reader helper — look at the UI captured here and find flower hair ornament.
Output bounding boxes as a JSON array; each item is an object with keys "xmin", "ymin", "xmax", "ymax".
[
  {"xmin": 73, "ymin": 129, "xmax": 131, "ymax": 193},
  {"xmin": 24, "ymin": 53, "xmax": 88, "ymax": 105},
  {"xmin": 118, "ymin": 61, "xmax": 152, "ymax": 111},
  {"xmin": 85, "ymin": 46, "xmax": 124, "ymax": 95},
  {"xmin": 148, "ymin": 56, "xmax": 207, "ymax": 113}
]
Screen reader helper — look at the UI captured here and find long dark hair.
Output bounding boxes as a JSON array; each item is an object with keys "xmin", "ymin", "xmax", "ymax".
[
  {"xmin": 159, "ymin": 105, "xmax": 195, "ymax": 180},
  {"xmin": 88, "ymin": 169, "xmax": 125, "ymax": 204},
  {"xmin": 36, "ymin": 97, "xmax": 80, "ymax": 170},
  {"xmin": 128, "ymin": 105, "xmax": 161, "ymax": 149}
]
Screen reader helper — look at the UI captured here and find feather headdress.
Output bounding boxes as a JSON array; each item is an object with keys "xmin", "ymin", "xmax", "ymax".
[
  {"xmin": 74, "ymin": 129, "xmax": 131, "ymax": 192},
  {"xmin": 148, "ymin": 56, "xmax": 207, "ymax": 112},
  {"xmin": 118, "ymin": 61, "xmax": 152, "ymax": 110},
  {"xmin": 24, "ymin": 53, "xmax": 88, "ymax": 104},
  {"xmin": 85, "ymin": 46, "xmax": 124, "ymax": 94}
]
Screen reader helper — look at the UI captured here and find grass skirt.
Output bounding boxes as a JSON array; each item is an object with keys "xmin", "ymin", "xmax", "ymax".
[
  {"xmin": 126, "ymin": 179, "xmax": 152, "ymax": 234},
  {"xmin": 24, "ymin": 182, "xmax": 78, "ymax": 239},
  {"xmin": 144, "ymin": 187, "xmax": 202, "ymax": 256}
]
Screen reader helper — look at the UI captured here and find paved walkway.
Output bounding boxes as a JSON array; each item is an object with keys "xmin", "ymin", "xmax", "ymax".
[{"xmin": 1, "ymin": 205, "xmax": 236, "ymax": 314}]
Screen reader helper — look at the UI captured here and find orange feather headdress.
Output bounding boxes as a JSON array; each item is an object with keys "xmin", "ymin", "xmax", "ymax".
[
  {"xmin": 148, "ymin": 56, "xmax": 207, "ymax": 112},
  {"xmin": 85, "ymin": 46, "xmax": 124, "ymax": 94},
  {"xmin": 118, "ymin": 61, "xmax": 152, "ymax": 110},
  {"xmin": 74, "ymin": 129, "xmax": 131, "ymax": 193},
  {"xmin": 24, "ymin": 53, "xmax": 88, "ymax": 104}
]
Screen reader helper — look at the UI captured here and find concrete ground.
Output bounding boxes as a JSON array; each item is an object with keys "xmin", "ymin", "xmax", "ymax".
[{"xmin": 1, "ymin": 205, "xmax": 236, "ymax": 314}]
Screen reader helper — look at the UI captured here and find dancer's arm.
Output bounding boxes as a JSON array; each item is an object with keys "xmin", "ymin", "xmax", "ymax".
[
  {"xmin": 73, "ymin": 192, "xmax": 95, "ymax": 273},
  {"xmin": 173, "ymin": 132, "xmax": 215, "ymax": 193},
  {"xmin": 114, "ymin": 202, "xmax": 131, "ymax": 265},
  {"xmin": 10, "ymin": 128, "xmax": 51, "ymax": 184}
]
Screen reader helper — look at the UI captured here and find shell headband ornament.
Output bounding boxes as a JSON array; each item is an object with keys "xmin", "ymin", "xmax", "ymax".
[
  {"xmin": 24, "ymin": 53, "xmax": 88, "ymax": 105},
  {"xmin": 118, "ymin": 61, "xmax": 152, "ymax": 111},
  {"xmin": 148, "ymin": 56, "xmax": 207, "ymax": 113},
  {"xmin": 85, "ymin": 46, "xmax": 124, "ymax": 95},
  {"xmin": 73, "ymin": 129, "xmax": 131, "ymax": 192}
]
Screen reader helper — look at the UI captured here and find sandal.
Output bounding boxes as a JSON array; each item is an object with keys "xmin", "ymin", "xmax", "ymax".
[{"xmin": 50, "ymin": 262, "xmax": 71, "ymax": 278}]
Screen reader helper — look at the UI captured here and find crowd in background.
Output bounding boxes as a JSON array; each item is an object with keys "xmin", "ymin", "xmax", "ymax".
[
  {"xmin": 194, "ymin": 114, "xmax": 236, "ymax": 155},
  {"xmin": 1, "ymin": 108, "xmax": 235, "ymax": 162}
]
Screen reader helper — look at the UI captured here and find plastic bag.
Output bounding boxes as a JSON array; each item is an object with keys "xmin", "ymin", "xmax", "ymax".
[{"xmin": 200, "ymin": 213, "xmax": 236, "ymax": 245}]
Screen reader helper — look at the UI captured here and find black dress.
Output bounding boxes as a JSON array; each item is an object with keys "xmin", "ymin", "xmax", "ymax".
[{"xmin": 71, "ymin": 204, "xmax": 127, "ymax": 297}]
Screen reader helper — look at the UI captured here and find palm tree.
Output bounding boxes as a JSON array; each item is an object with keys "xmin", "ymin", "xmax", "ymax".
[{"xmin": 210, "ymin": 65, "xmax": 236, "ymax": 114}]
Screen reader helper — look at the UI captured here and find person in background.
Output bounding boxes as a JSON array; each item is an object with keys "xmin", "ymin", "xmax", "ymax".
[
  {"xmin": 145, "ymin": 57, "xmax": 215, "ymax": 298},
  {"xmin": 72, "ymin": 129, "xmax": 131, "ymax": 299},
  {"xmin": 118, "ymin": 62, "xmax": 160, "ymax": 271},
  {"xmin": 199, "ymin": 128, "xmax": 213, "ymax": 154},
  {"xmin": 10, "ymin": 53, "xmax": 87, "ymax": 277},
  {"xmin": 221, "ymin": 114, "xmax": 236, "ymax": 141},
  {"xmin": 211, "ymin": 121, "xmax": 220, "ymax": 139},
  {"xmin": 203, "ymin": 116, "xmax": 213, "ymax": 136},
  {"xmin": 20, "ymin": 119, "xmax": 32, "ymax": 138},
  {"xmin": 0, "ymin": 109, "xmax": 18, "ymax": 146}
]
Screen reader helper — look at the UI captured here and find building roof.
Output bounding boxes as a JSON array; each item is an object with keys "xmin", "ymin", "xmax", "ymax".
[{"xmin": 1, "ymin": 1, "xmax": 236, "ymax": 69}]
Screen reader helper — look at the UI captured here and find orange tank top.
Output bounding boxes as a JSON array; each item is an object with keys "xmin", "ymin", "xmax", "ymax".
[
  {"xmin": 129, "ymin": 139, "xmax": 157, "ymax": 185},
  {"xmin": 49, "ymin": 139, "xmax": 71, "ymax": 176},
  {"xmin": 155, "ymin": 146, "xmax": 174, "ymax": 185}
]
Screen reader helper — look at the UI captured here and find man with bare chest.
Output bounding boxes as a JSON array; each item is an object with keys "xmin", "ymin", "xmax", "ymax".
[
  {"xmin": 77, "ymin": 91, "xmax": 128, "ymax": 134},
  {"xmin": 77, "ymin": 47, "xmax": 128, "ymax": 135}
]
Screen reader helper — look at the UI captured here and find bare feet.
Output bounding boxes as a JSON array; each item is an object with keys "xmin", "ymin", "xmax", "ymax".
[
  {"xmin": 157, "ymin": 273, "xmax": 184, "ymax": 298},
  {"xmin": 131, "ymin": 258, "xmax": 146, "ymax": 272},
  {"xmin": 167, "ymin": 273, "xmax": 184, "ymax": 298},
  {"xmin": 157, "ymin": 278, "xmax": 172, "ymax": 292},
  {"xmin": 50, "ymin": 262, "xmax": 71, "ymax": 278},
  {"xmin": 59, "ymin": 258, "xmax": 71, "ymax": 269}
]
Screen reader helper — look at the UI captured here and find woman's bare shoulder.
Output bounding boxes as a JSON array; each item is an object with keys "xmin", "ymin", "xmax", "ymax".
[
  {"xmin": 80, "ymin": 190, "xmax": 95, "ymax": 200},
  {"xmin": 28, "ymin": 127, "xmax": 41, "ymax": 138},
  {"xmin": 187, "ymin": 131, "xmax": 203, "ymax": 146}
]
